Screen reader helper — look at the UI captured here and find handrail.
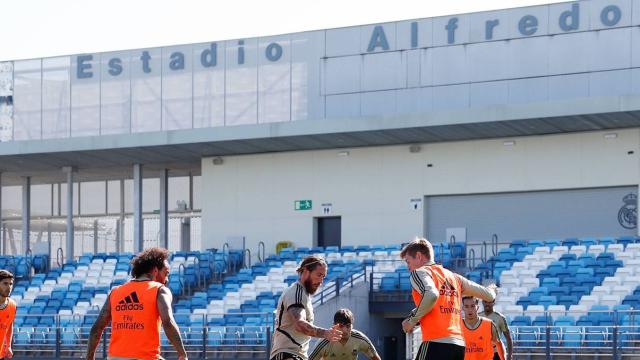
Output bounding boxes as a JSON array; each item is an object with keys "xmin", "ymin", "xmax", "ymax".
[
  {"xmin": 243, "ymin": 248, "xmax": 251, "ymax": 269},
  {"xmin": 178, "ymin": 263, "xmax": 186, "ymax": 297},
  {"xmin": 491, "ymin": 233, "xmax": 498, "ymax": 256},
  {"xmin": 468, "ymin": 248, "xmax": 476, "ymax": 270},
  {"xmin": 258, "ymin": 241, "xmax": 265, "ymax": 263},
  {"xmin": 56, "ymin": 247, "xmax": 64, "ymax": 267}
]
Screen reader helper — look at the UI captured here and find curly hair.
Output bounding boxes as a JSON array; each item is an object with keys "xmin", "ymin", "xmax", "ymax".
[{"xmin": 130, "ymin": 247, "xmax": 170, "ymax": 278}]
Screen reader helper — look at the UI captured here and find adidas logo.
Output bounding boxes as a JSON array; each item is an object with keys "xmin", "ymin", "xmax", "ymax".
[
  {"xmin": 115, "ymin": 291, "xmax": 144, "ymax": 311},
  {"xmin": 439, "ymin": 280, "xmax": 458, "ymax": 297}
]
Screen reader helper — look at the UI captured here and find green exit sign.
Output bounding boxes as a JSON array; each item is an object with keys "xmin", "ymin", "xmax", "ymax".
[{"xmin": 294, "ymin": 200, "xmax": 312, "ymax": 211}]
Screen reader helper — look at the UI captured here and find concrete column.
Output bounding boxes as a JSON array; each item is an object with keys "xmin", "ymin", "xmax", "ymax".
[
  {"xmin": 119, "ymin": 179, "xmax": 125, "ymax": 253},
  {"xmin": 159, "ymin": 169, "xmax": 169, "ymax": 249},
  {"xmin": 0, "ymin": 172, "xmax": 3, "ymax": 255},
  {"xmin": 63, "ymin": 167, "xmax": 75, "ymax": 262},
  {"xmin": 189, "ymin": 172, "xmax": 194, "ymax": 210},
  {"xmin": 133, "ymin": 164, "xmax": 143, "ymax": 253},
  {"xmin": 22, "ymin": 176, "xmax": 31, "ymax": 254}
]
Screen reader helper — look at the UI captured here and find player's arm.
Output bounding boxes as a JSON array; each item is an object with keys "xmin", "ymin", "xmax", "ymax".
[
  {"xmin": 86, "ymin": 296, "xmax": 112, "ymax": 360},
  {"xmin": 491, "ymin": 322, "xmax": 500, "ymax": 344},
  {"xmin": 4, "ymin": 317, "xmax": 13, "ymax": 359},
  {"xmin": 308, "ymin": 339, "xmax": 330, "ymax": 360},
  {"xmin": 157, "ymin": 286, "xmax": 188, "ymax": 360},
  {"xmin": 500, "ymin": 315, "xmax": 513, "ymax": 360},
  {"xmin": 287, "ymin": 306, "xmax": 342, "ymax": 341},
  {"xmin": 458, "ymin": 275, "xmax": 496, "ymax": 302},
  {"xmin": 403, "ymin": 269, "xmax": 437, "ymax": 332}
]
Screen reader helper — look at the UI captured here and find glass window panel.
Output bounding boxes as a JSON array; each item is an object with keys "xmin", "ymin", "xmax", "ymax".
[
  {"xmin": 131, "ymin": 48, "xmax": 161, "ymax": 133},
  {"xmin": 60, "ymin": 183, "xmax": 79, "ymax": 216},
  {"xmin": 30, "ymin": 184, "xmax": 51, "ymax": 216},
  {"xmin": 225, "ymin": 38, "xmax": 258, "ymax": 125},
  {"xmin": 107, "ymin": 180, "xmax": 121, "ymax": 214},
  {"xmin": 192, "ymin": 176, "xmax": 201, "ymax": 210},
  {"xmin": 13, "ymin": 59, "xmax": 42, "ymax": 140},
  {"xmin": 101, "ymin": 51, "xmax": 131, "ymax": 135},
  {"xmin": 142, "ymin": 178, "xmax": 159, "ymax": 213},
  {"xmin": 0, "ymin": 62, "xmax": 13, "ymax": 142},
  {"xmin": 168, "ymin": 176, "xmax": 189, "ymax": 210},
  {"xmin": 80, "ymin": 181, "xmax": 105, "ymax": 215},
  {"xmin": 162, "ymin": 45, "xmax": 193, "ymax": 130},
  {"xmin": 71, "ymin": 54, "xmax": 100, "ymax": 137},
  {"xmin": 42, "ymin": 57, "xmax": 70, "ymax": 139},
  {"xmin": 193, "ymin": 42, "xmax": 225, "ymax": 128},
  {"xmin": 2, "ymin": 186, "xmax": 22, "ymax": 214},
  {"xmin": 258, "ymin": 36, "xmax": 291, "ymax": 123}
]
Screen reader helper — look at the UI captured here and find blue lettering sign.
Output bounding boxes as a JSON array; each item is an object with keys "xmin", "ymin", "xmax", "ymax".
[
  {"xmin": 238, "ymin": 40, "xmax": 245, "ymax": 65},
  {"xmin": 368, "ymin": 25, "xmax": 390, "ymax": 52},
  {"xmin": 200, "ymin": 43, "xmax": 217, "ymax": 67},
  {"xmin": 601, "ymin": 5, "xmax": 621, "ymax": 27},
  {"xmin": 411, "ymin": 22, "xmax": 418, "ymax": 48},
  {"xmin": 140, "ymin": 51, "xmax": 152, "ymax": 73},
  {"xmin": 77, "ymin": 55, "xmax": 93, "ymax": 79},
  {"xmin": 266, "ymin": 43, "xmax": 283, "ymax": 62},
  {"xmin": 108, "ymin": 58, "xmax": 123, "ymax": 76},
  {"xmin": 446, "ymin": 18, "xmax": 458, "ymax": 44},
  {"xmin": 559, "ymin": 3, "xmax": 580, "ymax": 31},
  {"xmin": 169, "ymin": 52, "xmax": 185, "ymax": 70},
  {"xmin": 485, "ymin": 19, "xmax": 499, "ymax": 40},
  {"xmin": 519, "ymin": 15, "xmax": 538, "ymax": 36}
]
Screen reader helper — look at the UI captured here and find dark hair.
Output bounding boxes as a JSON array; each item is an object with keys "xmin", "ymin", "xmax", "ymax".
[
  {"xmin": 334, "ymin": 308, "xmax": 354, "ymax": 325},
  {"xmin": 296, "ymin": 255, "xmax": 327, "ymax": 274},
  {"xmin": 0, "ymin": 270, "xmax": 14, "ymax": 282},
  {"xmin": 462, "ymin": 296, "xmax": 478, "ymax": 304},
  {"xmin": 400, "ymin": 237, "xmax": 433, "ymax": 260},
  {"xmin": 130, "ymin": 247, "xmax": 170, "ymax": 278}
]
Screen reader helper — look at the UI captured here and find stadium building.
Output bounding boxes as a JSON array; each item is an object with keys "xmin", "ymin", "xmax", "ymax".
[{"xmin": 1, "ymin": 0, "xmax": 640, "ymax": 358}]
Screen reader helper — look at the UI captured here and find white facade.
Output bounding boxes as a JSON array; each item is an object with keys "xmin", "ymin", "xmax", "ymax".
[{"xmin": 201, "ymin": 128, "xmax": 640, "ymax": 252}]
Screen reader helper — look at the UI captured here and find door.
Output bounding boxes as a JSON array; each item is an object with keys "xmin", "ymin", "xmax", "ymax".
[{"xmin": 317, "ymin": 216, "xmax": 341, "ymax": 248}]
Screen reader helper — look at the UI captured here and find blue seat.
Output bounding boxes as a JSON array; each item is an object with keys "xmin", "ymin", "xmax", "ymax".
[
  {"xmin": 584, "ymin": 329, "xmax": 607, "ymax": 347},
  {"xmin": 561, "ymin": 326, "xmax": 583, "ymax": 347},
  {"xmin": 516, "ymin": 328, "xmax": 537, "ymax": 347},
  {"xmin": 511, "ymin": 315, "xmax": 531, "ymax": 326}
]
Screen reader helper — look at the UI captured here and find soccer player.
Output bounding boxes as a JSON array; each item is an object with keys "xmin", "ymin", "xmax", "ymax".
[
  {"xmin": 462, "ymin": 296, "xmax": 504, "ymax": 360},
  {"xmin": 270, "ymin": 255, "xmax": 343, "ymax": 360},
  {"xmin": 480, "ymin": 297, "xmax": 512, "ymax": 360},
  {"xmin": 400, "ymin": 238, "xmax": 496, "ymax": 360},
  {"xmin": 309, "ymin": 308, "xmax": 380, "ymax": 360},
  {"xmin": 0, "ymin": 270, "xmax": 16, "ymax": 360},
  {"xmin": 86, "ymin": 247, "xmax": 188, "ymax": 360}
]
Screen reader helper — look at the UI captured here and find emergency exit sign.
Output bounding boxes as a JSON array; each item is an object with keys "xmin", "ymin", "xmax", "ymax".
[{"xmin": 294, "ymin": 200, "xmax": 312, "ymax": 211}]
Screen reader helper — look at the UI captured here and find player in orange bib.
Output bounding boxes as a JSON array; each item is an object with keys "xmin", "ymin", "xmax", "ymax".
[
  {"xmin": 462, "ymin": 296, "xmax": 504, "ymax": 360},
  {"xmin": 400, "ymin": 238, "xmax": 496, "ymax": 360},
  {"xmin": 0, "ymin": 270, "xmax": 16, "ymax": 360},
  {"xmin": 86, "ymin": 247, "xmax": 188, "ymax": 360}
]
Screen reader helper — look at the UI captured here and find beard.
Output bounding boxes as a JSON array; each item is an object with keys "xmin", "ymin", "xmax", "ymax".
[{"xmin": 303, "ymin": 277, "xmax": 321, "ymax": 294}]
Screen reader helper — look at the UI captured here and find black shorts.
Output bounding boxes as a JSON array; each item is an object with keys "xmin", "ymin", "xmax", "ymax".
[
  {"xmin": 271, "ymin": 352, "xmax": 304, "ymax": 360},
  {"xmin": 415, "ymin": 341, "xmax": 465, "ymax": 360},
  {"xmin": 493, "ymin": 353, "xmax": 501, "ymax": 360}
]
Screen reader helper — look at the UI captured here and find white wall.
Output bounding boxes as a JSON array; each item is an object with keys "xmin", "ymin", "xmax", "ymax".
[{"xmin": 201, "ymin": 128, "xmax": 640, "ymax": 254}]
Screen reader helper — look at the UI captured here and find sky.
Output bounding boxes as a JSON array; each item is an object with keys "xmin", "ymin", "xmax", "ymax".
[{"xmin": 1, "ymin": 0, "xmax": 569, "ymax": 61}]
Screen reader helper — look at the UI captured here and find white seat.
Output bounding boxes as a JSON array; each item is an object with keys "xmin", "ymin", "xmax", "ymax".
[
  {"xmin": 208, "ymin": 300, "xmax": 224, "ymax": 308},
  {"xmin": 569, "ymin": 245, "xmax": 587, "ymax": 257},
  {"xmin": 357, "ymin": 252, "xmax": 373, "ymax": 260},
  {"xmin": 504, "ymin": 305, "xmax": 524, "ymax": 317},
  {"xmin": 580, "ymin": 295, "xmax": 600, "ymax": 309},
  {"xmin": 500, "ymin": 270, "xmax": 517, "ymax": 279},
  {"xmin": 509, "ymin": 287, "xmax": 528, "ymax": 299},
  {"xmin": 588, "ymin": 244, "xmax": 605, "ymax": 256},
  {"xmin": 255, "ymin": 282, "xmax": 273, "ymax": 292},
  {"xmin": 591, "ymin": 286, "xmax": 610, "ymax": 297},
  {"xmin": 534, "ymin": 247, "xmax": 550, "ymax": 255},
  {"xmin": 500, "ymin": 278, "xmax": 520, "ymax": 288},
  {"xmin": 626, "ymin": 243, "xmax": 640, "ymax": 253},
  {"xmin": 523, "ymin": 254, "xmax": 541, "ymax": 262},
  {"xmin": 541, "ymin": 254, "xmax": 560, "ymax": 262},
  {"xmin": 617, "ymin": 252, "xmax": 635, "ymax": 263},
  {"xmin": 567, "ymin": 304, "xmax": 588, "ymax": 317},
  {"xmin": 224, "ymin": 299, "xmax": 241, "ymax": 309},
  {"xmin": 623, "ymin": 276, "xmax": 640, "ymax": 287},
  {"xmin": 519, "ymin": 269, "xmax": 537, "ymax": 278},
  {"xmin": 341, "ymin": 252, "xmax": 357, "ymax": 261},
  {"xmin": 225, "ymin": 292, "xmax": 240, "ymax": 300},
  {"xmin": 602, "ymin": 277, "xmax": 622, "ymax": 288},
  {"xmin": 239, "ymin": 291, "xmax": 257, "ymax": 302},
  {"xmin": 527, "ymin": 305, "xmax": 545, "ymax": 319},
  {"xmin": 511, "ymin": 263, "xmax": 529, "ymax": 271},
  {"xmin": 240, "ymin": 283, "xmax": 256, "ymax": 291},
  {"xmin": 616, "ymin": 268, "xmax": 635, "ymax": 278},
  {"xmin": 625, "ymin": 259, "xmax": 640, "ymax": 268},
  {"xmin": 551, "ymin": 246, "xmax": 569, "ymax": 255},
  {"xmin": 612, "ymin": 285, "xmax": 632, "ymax": 297},
  {"xmin": 271, "ymin": 283, "xmax": 288, "ymax": 294},
  {"xmin": 607, "ymin": 243, "xmax": 624, "ymax": 255},
  {"xmin": 269, "ymin": 274, "xmax": 285, "ymax": 283},
  {"xmin": 496, "ymin": 295, "xmax": 517, "ymax": 307},
  {"xmin": 268, "ymin": 267, "xmax": 284, "ymax": 275},
  {"xmin": 520, "ymin": 278, "xmax": 539, "ymax": 288},
  {"xmin": 600, "ymin": 294, "xmax": 621, "ymax": 308},
  {"xmin": 547, "ymin": 305, "xmax": 566, "ymax": 321}
]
